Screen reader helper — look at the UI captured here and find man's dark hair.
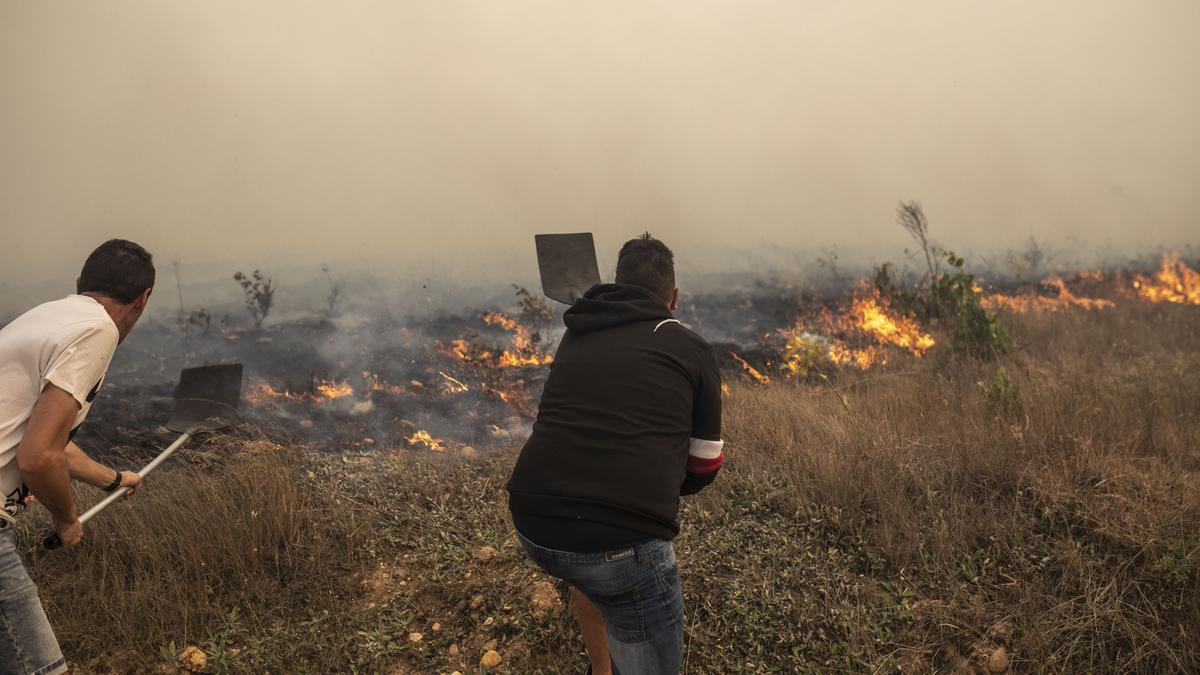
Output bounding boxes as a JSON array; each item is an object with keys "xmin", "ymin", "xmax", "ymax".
[
  {"xmin": 615, "ymin": 232, "xmax": 675, "ymax": 303},
  {"xmin": 78, "ymin": 239, "xmax": 156, "ymax": 304}
]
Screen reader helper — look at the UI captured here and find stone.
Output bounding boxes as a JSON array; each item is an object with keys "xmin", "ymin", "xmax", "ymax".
[
  {"xmin": 480, "ymin": 650, "xmax": 502, "ymax": 668},
  {"xmin": 473, "ymin": 545, "xmax": 498, "ymax": 562},
  {"xmin": 530, "ymin": 580, "xmax": 563, "ymax": 620},
  {"xmin": 178, "ymin": 645, "xmax": 207, "ymax": 672},
  {"xmin": 987, "ymin": 647, "xmax": 1011, "ymax": 673}
]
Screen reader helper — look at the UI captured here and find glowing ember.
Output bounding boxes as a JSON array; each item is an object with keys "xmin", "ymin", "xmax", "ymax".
[
  {"xmin": 846, "ymin": 289, "xmax": 934, "ymax": 356},
  {"xmin": 1131, "ymin": 253, "xmax": 1200, "ymax": 305},
  {"xmin": 362, "ymin": 371, "xmax": 408, "ymax": 396},
  {"xmin": 438, "ymin": 371, "xmax": 470, "ymax": 393},
  {"xmin": 730, "ymin": 352, "xmax": 770, "ymax": 385},
  {"xmin": 406, "ymin": 430, "xmax": 445, "ymax": 452}
]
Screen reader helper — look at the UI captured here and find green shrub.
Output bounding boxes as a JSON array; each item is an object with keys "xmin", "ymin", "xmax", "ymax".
[
  {"xmin": 929, "ymin": 252, "xmax": 1009, "ymax": 357},
  {"xmin": 977, "ymin": 366, "xmax": 1021, "ymax": 414}
]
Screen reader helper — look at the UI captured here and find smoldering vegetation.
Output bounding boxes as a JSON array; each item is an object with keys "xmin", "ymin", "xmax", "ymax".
[
  {"xmin": 11, "ymin": 206, "xmax": 1200, "ymax": 674},
  {"xmin": 14, "ymin": 287, "xmax": 1199, "ymax": 673}
]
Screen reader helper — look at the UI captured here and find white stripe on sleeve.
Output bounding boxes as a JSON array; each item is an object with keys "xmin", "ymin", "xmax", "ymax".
[{"xmin": 688, "ymin": 438, "xmax": 724, "ymax": 459}]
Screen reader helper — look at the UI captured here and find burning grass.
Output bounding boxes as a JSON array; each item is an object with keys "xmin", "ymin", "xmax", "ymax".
[{"xmin": 15, "ymin": 297, "xmax": 1197, "ymax": 673}]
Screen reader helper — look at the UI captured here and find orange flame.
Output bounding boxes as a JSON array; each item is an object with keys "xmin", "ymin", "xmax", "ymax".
[
  {"xmin": 981, "ymin": 277, "xmax": 1114, "ymax": 313},
  {"xmin": 438, "ymin": 371, "xmax": 470, "ymax": 393},
  {"xmin": 828, "ymin": 342, "xmax": 884, "ymax": 370},
  {"xmin": 405, "ymin": 430, "xmax": 445, "ymax": 452},
  {"xmin": 483, "ymin": 313, "xmax": 554, "ymax": 367},
  {"xmin": 314, "ymin": 379, "xmax": 354, "ymax": 400},
  {"xmin": 1131, "ymin": 254, "xmax": 1200, "ymax": 305},
  {"xmin": 730, "ymin": 352, "xmax": 770, "ymax": 385},
  {"xmin": 244, "ymin": 381, "xmax": 295, "ymax": 406},
  {"xmin": 846, "ymin": 289, "xmax": 934, "ymax": 356}
]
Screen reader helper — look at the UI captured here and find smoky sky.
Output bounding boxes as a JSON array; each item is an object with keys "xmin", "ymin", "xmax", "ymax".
[{"xmin": 2, "ymin": 1, "xmax": 1198, "ymax": 283}]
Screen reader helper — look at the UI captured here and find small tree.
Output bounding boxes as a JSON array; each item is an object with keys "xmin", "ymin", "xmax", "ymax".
[
  {"xmin": 233, "ymin": 270, "xmax": 274, "ymax": 329},
  {"xmin": 178, "ymin": 308, "xmax": 212, "ymax": 338},
  {"xmin": 513, "ymin": 284, "xmax": 554, "ymax": 340},
  {"xmin": 929, "ymin": 251, "xmax": 1009, "ymax": 357},
  {"xmin": 321, "ymin": 266, "xmax": 344, "ymax": 317},
  {"xmin": 897, "ymin": 201, "xmax": 941, "ymax": 281}
]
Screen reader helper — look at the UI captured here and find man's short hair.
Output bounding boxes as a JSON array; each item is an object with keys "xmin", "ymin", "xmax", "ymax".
[
  {"xmin": 615, "ymin": 232, "xmax": 675, "ymax": 303},
  {"xmin": 78, "ymin": 239, "xmax": 155, "ymax": 304}
]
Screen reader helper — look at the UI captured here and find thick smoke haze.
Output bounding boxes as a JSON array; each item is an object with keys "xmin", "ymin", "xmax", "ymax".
[{"xmin": 2, "ymin": 1, "xmax": 1198, "ymax": 304}]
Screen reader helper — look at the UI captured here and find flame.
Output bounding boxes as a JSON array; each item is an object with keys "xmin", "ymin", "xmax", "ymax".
[
  {"xmin": 1131, "ymin": 254, "xmax": 1200, "ymax": 305},
  {"xmin": 483, "ymin": 313, "xmax": 554, "ymax": 367},
  {"xmin": 730, "ymin": 352, "xmax": 770, "ymax": 385},
  {"xmin": 981, "ymin": 277, "xmax": 1114, "ymax": 313},
  {"xmin": 828, "ymin": 342, "xmax": 884, "ymax": 370},
  {"xmin": 440, "ymin": 337, "xmax": 491, "ymax": 363},
  {"xmin": 244, "ymin": 378, "xmax": 356, "ymax": 405},
  {"xmin": 245, "ymin": 381, "xmax": 295, "ymax": 406},
  {"xmin": 438, "ymin": 371, "xmax": 470, "ymax": 393},
  {"xmin": 405, "ymin": 430, "xmax": 445, "ymax": 452},
  {"xmin": 846, "ymin": 289, "xmax": 934, "ymax": 356},
  {"xmin": 779, "ymin": 331, "xmax": 829, "ymax": 377},
  {"xmin": 314, "ymin": 379, "xmax": 354, "ymax": 400}
]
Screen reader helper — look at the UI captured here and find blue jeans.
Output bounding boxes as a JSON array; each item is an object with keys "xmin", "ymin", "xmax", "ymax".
[
  {"xmin": 517, "ymin": 531, "xmax": 684, "ymax": 675},
  {"xmin": 0, "ymin": 527, "xmax": 67, "ymax": 675}
]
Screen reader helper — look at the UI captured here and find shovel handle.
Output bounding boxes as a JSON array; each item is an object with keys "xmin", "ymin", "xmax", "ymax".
[{"xmin": 43, "ymin": 431, "xmax": 191, "ymax": 551}]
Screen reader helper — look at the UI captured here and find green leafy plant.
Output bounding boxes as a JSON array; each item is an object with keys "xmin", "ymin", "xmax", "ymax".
[
  {"xmin": 929, "ymin": 251, "xmax": 1009, "ymax": 357},
  {"xmin": 977, "ymin": 366, "xmax": 1021, "ymax": 414}
]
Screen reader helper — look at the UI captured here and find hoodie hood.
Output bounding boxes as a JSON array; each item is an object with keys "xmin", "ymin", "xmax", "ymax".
[{"xmin": 563, "ymin": 283, "xmax": 673, "ymax": 334}]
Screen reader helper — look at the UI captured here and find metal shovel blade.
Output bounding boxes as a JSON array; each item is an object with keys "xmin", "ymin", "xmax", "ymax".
[
  {"xmin": 535, "ymin": 233, "xmax": 601, "ymax": 305},
  {"xmin": 166, "ymin": 363, "xmax": 244, "ymax": 433}
]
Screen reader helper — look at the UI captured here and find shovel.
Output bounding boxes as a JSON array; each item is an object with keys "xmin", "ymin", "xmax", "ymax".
[
  {"xmin": 535, "ymin": 233, "xmax": 601, "ymax": 304},
  {"xmin": 44, "ymin": 363, "xmax": 244, "ymax": 550}
]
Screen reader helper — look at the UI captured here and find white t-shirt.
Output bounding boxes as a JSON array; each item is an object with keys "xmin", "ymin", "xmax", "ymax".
[{"xmin": 0, "ymin": 295, "xmax": 118, "ymax": 518}]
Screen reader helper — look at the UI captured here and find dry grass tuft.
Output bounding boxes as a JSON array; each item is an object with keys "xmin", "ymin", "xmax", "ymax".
[{"xmin": 18, "ymin": 438, "xmax": 374, "ymax": 673}]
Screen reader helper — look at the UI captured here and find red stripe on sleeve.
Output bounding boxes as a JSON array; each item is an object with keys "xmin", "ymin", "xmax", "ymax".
[{"xmin": 687, "ymin": 452, "xmax": 724, "ymax": 474}]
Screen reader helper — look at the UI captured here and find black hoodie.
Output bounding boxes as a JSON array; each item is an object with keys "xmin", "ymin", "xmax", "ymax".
[{"xmin": 507, "ymin": 283, "xmax": 724, "ymax": 544}]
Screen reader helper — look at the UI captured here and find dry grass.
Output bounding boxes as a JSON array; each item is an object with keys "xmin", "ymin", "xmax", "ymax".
[
  {"xmin": 706, "ymin": 301, "xmax": 1200, "ymax": 672},
  {"xmin": 14, "ymin": 301, "xmax": 1199, "ymax": 673},
  {"xmin": 17, "ymin": 437, "xmax": 376, "ymax": 673}
]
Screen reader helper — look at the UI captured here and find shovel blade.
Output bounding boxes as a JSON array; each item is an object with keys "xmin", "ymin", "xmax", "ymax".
[
  {"xmin": 167, "ymin": 363, "xmax": 243, "ymax": 433},
  {"xmin": 535, "ymin": 233, "xmax": 601, "ymax": 305}
]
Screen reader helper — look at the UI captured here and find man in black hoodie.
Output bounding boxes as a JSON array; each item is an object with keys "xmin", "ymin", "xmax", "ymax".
[{"xmin": 508, "ymin": 234, "xmax": 724, "ymax": 675}]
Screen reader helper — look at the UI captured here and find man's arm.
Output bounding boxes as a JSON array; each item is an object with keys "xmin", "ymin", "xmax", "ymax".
[
  {"xmin": 15, "ymin": 384, "xmax": 83, "ymax": 547},
  {"xmin": 682, "ymin": 346, "xmax": 724, "ymax": 496},
  {"xmin": 66, "ymin": 442, "xmax": 141, "ymax": 492}
]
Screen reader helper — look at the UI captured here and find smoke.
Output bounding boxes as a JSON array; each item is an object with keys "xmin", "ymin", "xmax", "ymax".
[{"xmin": 2, "ymin": 0, "xmax": 1198, "ymax": 306}]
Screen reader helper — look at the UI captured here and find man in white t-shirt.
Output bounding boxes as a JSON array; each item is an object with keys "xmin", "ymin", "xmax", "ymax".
[{"xmin": 0, "ymin": 239, "xmax": 155, "ymax": 675}]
